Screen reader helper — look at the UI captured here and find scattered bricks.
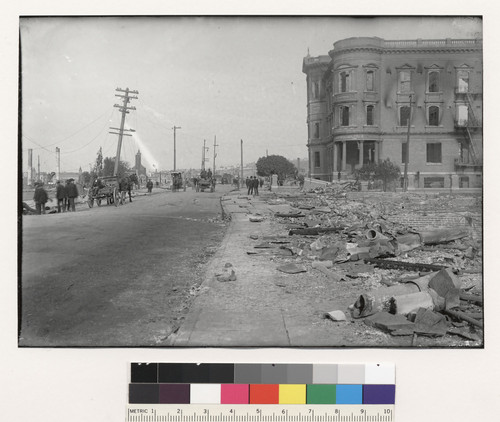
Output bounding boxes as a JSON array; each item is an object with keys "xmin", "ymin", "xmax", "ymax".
[{"xmin": 365, "ymin": 312, "xmax": 415, "ymax": 333}]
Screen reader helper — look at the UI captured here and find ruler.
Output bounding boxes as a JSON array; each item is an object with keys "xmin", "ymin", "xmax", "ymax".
[{"xmin": 127, "ymin": 404, "xmax": 395, "ymax": 422}]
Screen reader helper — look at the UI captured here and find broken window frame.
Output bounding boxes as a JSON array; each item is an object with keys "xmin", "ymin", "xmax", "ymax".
[
  {"xmin": 366, "ymin": 104, "xmax": 374, "ymax": 125},
  {"xmin": 428, "ymin": 71, "xmax": 440, "ymax": 93},
  {"xmin": 340, "ymin": 105, "xmax": 350, "ymax": 126},
  {"xmin": 426, "ymin": 142, "xmax": 442, "ymax": 164},
  {"xmin": 428, "ymin": 105, "xmax": 440, "ymax": 126},
  {"xmin": 399, "ymin": 106, "xmax": 411, "ymax": 126},
  {"xmin": 314, "ymin": 151, "xmax": 321, "ymax": 168},
  {"xmin": 398, "ymin": 70, "xmax": 412, "ymax": 93},
  {"xmin": 314, "ymin": 122, "xmax": 320, "ymax": 138},
  {"xmin": 366, "ymin": 70, "xmax": 374, "ymax": 91},
  {"xmin": 457, "ymin": 70, "xmax": 470, "ymax": 93},
  {"xmin": 339, "ymin": 71, "xmax": 351, "ymax": 93},
  {"xmin": 456, "ymin": 103, "xmax": 469, "ymax": 126}
]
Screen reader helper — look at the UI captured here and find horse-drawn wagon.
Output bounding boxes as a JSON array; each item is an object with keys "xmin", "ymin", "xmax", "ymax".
[{"xmin": 87, "ymin": 176, "xmax": 122, "ymax": 207}]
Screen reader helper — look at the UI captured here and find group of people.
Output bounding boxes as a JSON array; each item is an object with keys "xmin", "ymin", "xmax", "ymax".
[
  {"xmin": 246, "ymin": 176, "xmax": 262, "ymax": 196},
  {"xmin": 32, "ymin": 179, "xmax": 79, "ymax": 215}
]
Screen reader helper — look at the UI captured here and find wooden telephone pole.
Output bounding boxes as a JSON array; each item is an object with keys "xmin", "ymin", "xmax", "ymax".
[
  {"xmin": 172, "ymin": 125, "xmax": 181, "ymax": 171},
  {"xmin": 109, "ymin": 87, "xmax": 139, "ymax": 176}
]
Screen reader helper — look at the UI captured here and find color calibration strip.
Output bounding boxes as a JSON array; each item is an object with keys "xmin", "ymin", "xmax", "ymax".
[{"xmin": 129, "ymin": 363, "xmax": 395, "ymax": 405}]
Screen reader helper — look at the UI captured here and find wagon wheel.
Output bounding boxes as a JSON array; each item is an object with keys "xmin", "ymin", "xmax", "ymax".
[
  {"xmin": 87, "ymin": 197, "xmax": 94, "ymax": 208},
  {"xmin": 112, "ymin": 188, "xmax": 119, "ymax": 206},
  {"xmin": 96, "ymin": 198, "xmax": 102, "ymax": 207}
]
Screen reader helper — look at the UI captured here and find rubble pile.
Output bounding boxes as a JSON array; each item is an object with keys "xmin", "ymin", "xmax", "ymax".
[{"xmin": 249, "ymin": 191, "xmax": 483, "ymax": 346}]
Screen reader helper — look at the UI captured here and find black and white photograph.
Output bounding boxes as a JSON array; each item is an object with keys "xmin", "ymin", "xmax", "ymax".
[{"xmin": 19, "ymin": 15, "xmax": 484, "ymax": 348}]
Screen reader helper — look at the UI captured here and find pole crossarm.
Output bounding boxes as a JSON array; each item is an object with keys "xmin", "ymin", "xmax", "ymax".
[{"xmin": 110, "ymin": 87, "xmax": 139, "ymax": 176}]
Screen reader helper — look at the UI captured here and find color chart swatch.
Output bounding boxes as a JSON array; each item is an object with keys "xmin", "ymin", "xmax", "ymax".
[{"xmin": 129, "ymin": 363, "xmax": 395, "ymax": 405}]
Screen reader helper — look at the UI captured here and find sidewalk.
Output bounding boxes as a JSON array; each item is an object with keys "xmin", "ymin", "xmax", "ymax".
[{"xmin": 170, "ymin": 189, "xmax": 365, "ymax": 347}]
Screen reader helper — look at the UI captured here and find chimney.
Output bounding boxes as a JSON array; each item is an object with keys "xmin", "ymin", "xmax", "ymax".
[{"xmin": 27, "ymin": 149, "xmax": 33, "ymax": 186}]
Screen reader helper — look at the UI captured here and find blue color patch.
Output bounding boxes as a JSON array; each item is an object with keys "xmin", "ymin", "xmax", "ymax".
[{"xmin": 336, "ymin": 384, "xmax": 362, "ymax": 404}]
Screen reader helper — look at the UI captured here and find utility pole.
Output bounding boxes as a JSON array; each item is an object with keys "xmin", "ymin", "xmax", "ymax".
[
  {"xmin": 109, "ymin": 87, "xmax": 139, "ymax": 176},
  {"xmin": 55, "ymin": 147, "xmax": 61, "ymax": 181},
  {"xmin": 240, "ymin": 139, "xmax": 244, "ymax": 190},
  {"xmin": 403, "ymin": 94, "xmax": 413, "ymax": 192},
  {"xmin": 213, "ymin": 135, "xmax": 218, "ymax": 177},
  {"xmin": 202, "ymin": 140, "xmax": 206, "ymax": 170},
  {"xmin": 172, "ymin": 125, "xmax": 181, "ymax": 171},
  {"xmin": 37, "ymin": 155, "xmax": 40, "ymax": 182}
]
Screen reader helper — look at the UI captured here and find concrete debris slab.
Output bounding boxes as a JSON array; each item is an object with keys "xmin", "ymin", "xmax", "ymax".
[
  {"xmin": 390, "ymin": 291, "xmax": 435, "ymax": 315},
  {"xmin": 277, "ymin": 263, "xmax": 307, "ymax": 274},
  {"xmin": 365, "ymin": 312, "xmax": 415, "ymax": 333},
  {"xmin": 412, "ymin": 308, "xmax": 448, "ymax": 337},
  {"xmin": 325, "ymin": 310, "xmax": 347, "ymax": 322}
]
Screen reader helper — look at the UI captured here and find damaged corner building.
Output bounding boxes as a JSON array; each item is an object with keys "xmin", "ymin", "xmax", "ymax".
[{"xmin": 302, "ymin": 37, "xmax": 482, "ymax": 189}]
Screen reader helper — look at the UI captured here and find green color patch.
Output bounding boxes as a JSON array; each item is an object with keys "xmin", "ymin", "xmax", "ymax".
[{"xmin": 306, "ymin": 384, "xmax": 336, "ymax": 404}]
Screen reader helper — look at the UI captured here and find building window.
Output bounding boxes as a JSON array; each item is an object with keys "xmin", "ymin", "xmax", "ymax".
[
  {"xmin": 457, "ymin": 70, "xmax": 469, "ymax": 93},
  {"xmin": 314, "ymin": 122, "xmax": 320, "ymax": 138},
  {"xmin": 428, "ymin": 71, "xmax": 440, "ymax": 92},
  {"xmin": 340, "ymin": 71, "xmax": 351, "ymax": 93},
  {"xmin": 314, "ymin": 151, "xmax": 321, "ymax": 168},
  {"xmin": 424, "ymin": 177, "xmax": 444, "ymax": 188},
  {"xmin": 457, "ymin": 104, "xmax": 469, "ymax": 126},
  {"xmin": 426, "ymin": 143, "xmax": 442, "ymax": 163},
  {"xmin": 366, "ymin": 105, "xmax": 374, "ymax": 125},
  {"xmin": 366, "ymin": 70, "xmax": 374, "ymax": 91},
  {"xmin": 402, "ymin": 143, "xmax": 408, "ymax": 163},
  {"xmin": 313, "ymin": 81, "xmax": 320, "ymax": 99},
  {"xmin": 429, "ymin": 106, "xmax": 439, "ymax": 126},
  {"xmin": 398, "ymin": 70, "xmax": 412, "ymax": 93},
  {"xmin": 340, "ymin": 106, "xmax": 349, "ymax": 126},
  {"xmin": 400, "ymin": 106, "xmax": 411, "ymax": 126}
]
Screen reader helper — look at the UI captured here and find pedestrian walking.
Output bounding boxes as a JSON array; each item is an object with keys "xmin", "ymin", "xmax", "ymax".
[
  {"xmin": 146, "ymin": 179, "xmax": 153, "ymax": 193},
  {"xmin": 253, "ymin": 176, "xmax": 259, "ymax": 196},
  {"xmin": 55, "ymin": 180, "xmax": 66, "ymax": 213},
  {"xmin": 247, "ymin": 176, "xmax": 254, "ymax": 195},
  {"xmin": 33, "ymin": 182, "xmax": 49, "ymax": 214},
  {"xmin": 259, "ymin": 178, "xmax": 263, "ymax": 188},
  {"xmin": 66, "ymin": 179, "xmax": 79, "ymax": 212}
]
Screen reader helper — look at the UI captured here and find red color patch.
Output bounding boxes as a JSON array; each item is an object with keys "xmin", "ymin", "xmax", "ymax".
[{"xmin": 249, "ymin": 384, "xmax": 279, "ymax": 404}]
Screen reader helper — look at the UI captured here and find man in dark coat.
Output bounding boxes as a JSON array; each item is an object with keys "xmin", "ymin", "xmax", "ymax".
[
  {"xmin": 66, "ymin": 179, "xmax": 79, "ymax": 212},
  {"xmin": 253, "ymin": 176, "xmax": 259, "ymax": 196},
  {"xmin": 55, "ymin": 180, "xmax": 66, "ymax": 213},
  {"xmin": 33, "ymin": 182, "xmax": 49, "ymax": 215},
  {"xmin": 247, "ymin": 176, "xmax": 253, "ymax": 195}
]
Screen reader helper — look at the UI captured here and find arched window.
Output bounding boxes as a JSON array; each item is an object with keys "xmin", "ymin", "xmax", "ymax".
[
  {"xmin": 400, "ymin": 106, "xmax": 411, "ymax": 126},
  {"xmin": 366, "ymin": 105, "xmax": 374, "ymax": 125},
  {"xmin": 429, "ymin": 106, "xmax": 439, "ymax": 126},
  {"xmin": 366, "ymin": 70, "xmax": 374, "ymax": 91},
  {"xmin": 428, "ymin": 71, "xmax": 440, "ymax": 92}
]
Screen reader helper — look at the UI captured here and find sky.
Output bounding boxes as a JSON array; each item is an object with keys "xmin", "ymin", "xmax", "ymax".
[{"xmin": 20, "ymin": 16, "xmax": 482, "ymax": 174}]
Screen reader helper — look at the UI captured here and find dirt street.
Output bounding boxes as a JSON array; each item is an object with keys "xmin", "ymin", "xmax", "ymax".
[{"xmin": 19, "ymin": 185, "xmax": 232, "ymax": 347}]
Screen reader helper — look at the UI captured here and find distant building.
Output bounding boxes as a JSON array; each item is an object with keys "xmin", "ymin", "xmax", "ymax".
[
  {"xmin": 302, "ymin": 37, "xmax": 483, "ymax": 189},
  {"xmin": 132, "ymin": 150, "xmax": 148, "ymax": 186}
]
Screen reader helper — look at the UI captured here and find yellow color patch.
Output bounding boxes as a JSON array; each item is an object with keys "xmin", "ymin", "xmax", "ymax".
[{"xmin": 279, "ymin": 384, "xmax": 306, "ymax": 404}]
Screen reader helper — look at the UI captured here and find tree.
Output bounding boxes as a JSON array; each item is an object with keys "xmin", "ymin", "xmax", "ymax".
[
  {"xmin": 256, "ymin": 155, "xmax": 297, "ymax": 180},
  {"xmin": 81, "ymin": 171, "xmax": 92, "ymax": 185},
  {"xmin": 354, "ymin": 158, "xmax": 401, "ymax": 192},
  {"xmin": 95, "ymin": 147, "xmax": 103, "ymax": 176},
  {"xmin": 103, "ymin": 157, "xmax": 132, "ymax": 177}
]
